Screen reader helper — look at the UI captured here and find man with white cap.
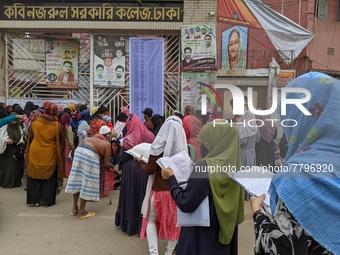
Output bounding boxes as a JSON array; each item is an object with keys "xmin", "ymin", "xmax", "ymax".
[{"xmin": 65, "ymin": 125, "xmax": 115, "ymax": 220}]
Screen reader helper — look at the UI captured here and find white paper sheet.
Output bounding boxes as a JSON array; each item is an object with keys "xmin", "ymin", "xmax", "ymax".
[
  {"xmin": 156, "ymin": 150, "xmax": 193, "ymax": 183},
  {"xmin": 230, "ymin": 168, "xmax": 274, "ymax": 206},
  {"xmin": 125, "ymin": 143, "xmax": 152, "ymax": 163}
]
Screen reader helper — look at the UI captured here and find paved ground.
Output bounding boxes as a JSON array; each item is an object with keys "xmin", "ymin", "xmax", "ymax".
[{"xmin": 0, "ymin": 182, "xmax": 255, "ymax": 255}]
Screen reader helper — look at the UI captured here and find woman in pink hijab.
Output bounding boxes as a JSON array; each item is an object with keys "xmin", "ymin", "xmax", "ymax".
[{"xmin": 182, "ymin": 114, "xmax": 203, "ymax": 162}]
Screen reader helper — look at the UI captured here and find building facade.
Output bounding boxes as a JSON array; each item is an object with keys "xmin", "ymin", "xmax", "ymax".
[{"xmin": 0, "ymin": 0, "xmax": 339, "ymax": 115}]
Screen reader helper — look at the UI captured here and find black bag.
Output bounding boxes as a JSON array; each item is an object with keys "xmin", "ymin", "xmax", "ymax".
[{"xmin": 13, "ymin": 143, "xmax": 25, "ymax": 161}]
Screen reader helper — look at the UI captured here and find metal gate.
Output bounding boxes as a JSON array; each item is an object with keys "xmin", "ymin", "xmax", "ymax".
[{"xmin": 5, "ymin": 33, "xmax": 181, "ymax": 117}]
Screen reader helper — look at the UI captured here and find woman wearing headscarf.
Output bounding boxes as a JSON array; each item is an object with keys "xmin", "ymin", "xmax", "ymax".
[
  {"xmin": 22, "ymin": 109, "xmax": 42, "ymax": 190},
  {"xmin": 115, "ymin": 114, "xmax": 155, "ymax": 236},
  {"xmin": 162, "ymin": 121, "xmax": 245, "ymax": 254},
  {"xmin": 60, "ymin": 113, "xmax": 74, "ymax": 178},
  {"xmin": 0, "ymin": 112, "xmax": 25, "ymax": 188},
  {"xmin": 182, "ymin": 114, "xmax": 203, "ymax": 162},
  {"xmin": 255, "ymin": 114, "xmax": 277, "ymax": 167},
  {"xmin": 233, "ymin": 100, "xmax": 260, "ymax": 167},
  {"xmin": 5, "ymin": 105, "xmax": 12, "ymax": 116},
  {"xmin": 151, "ymin": 114, "xmax": 165, "ymax": 136},
  {"xmin": 184, "ymin": 105, "xmax": 195, "ymax": 116},
  {"xmin": 90, "ymin": 105, "xmax": 108, "ymax": 137},
  {"xmin": 77, "ymin": 110, "xmax": 90, "ymax": 144},
  {"xmin": 206, "ymin": 108, "xmax": 217, "ymax": 123},
  {"xmin": 25, "ymin": 103, "xmax": 64, "ymax": 207},
  {"xmin": 250, "ymin": 72, "xmax": 338, "ymax": 254},
  {"xmin": 138, "ymin": 116, "xmax": 188, "ymax": 255}
]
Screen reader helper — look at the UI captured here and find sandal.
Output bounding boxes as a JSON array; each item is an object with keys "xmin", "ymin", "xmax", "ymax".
[
  {"xmin": 70, "ymin": 210, "xmax": 78, "ymax": 216},
  {"xmin": 78, "ymin": 212, "xmax": 96, "ymax": 220}
]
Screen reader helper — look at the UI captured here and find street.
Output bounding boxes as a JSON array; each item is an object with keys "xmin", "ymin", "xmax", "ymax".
[{"xmin": 0, "ymin": 183, "xmax": 255, "ymax": 255}]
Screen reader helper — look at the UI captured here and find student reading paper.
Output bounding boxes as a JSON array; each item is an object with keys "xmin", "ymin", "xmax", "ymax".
[{"xmin": 162, "ymin": 121, "xmax": 244, "ymax": 255}]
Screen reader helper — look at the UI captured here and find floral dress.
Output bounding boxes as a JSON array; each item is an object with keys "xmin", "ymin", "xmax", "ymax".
[{"xmin": 254, "ymin": 199, "xmax": 332, "ymax": 255}]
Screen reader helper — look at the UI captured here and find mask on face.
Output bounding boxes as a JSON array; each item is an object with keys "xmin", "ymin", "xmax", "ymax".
[{"xmin": 102, "ymin": 115, "xmax": 111, "ymax": 122}]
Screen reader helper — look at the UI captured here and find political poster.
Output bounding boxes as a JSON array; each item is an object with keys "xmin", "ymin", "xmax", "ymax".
[
  {"xmin": 181, "ymin": 24, "xmax": 216, "ymax": 71},
  {"xmin": 221, "ymin": 25, "xmax": 248, "ymax": 70},
  {"xmin": 46, "ymin": 39, "xmax": 79, "ymax": 89},
  {"xmin": 94, "ymin": 35, "xmax": 126, "ymax": 88}
]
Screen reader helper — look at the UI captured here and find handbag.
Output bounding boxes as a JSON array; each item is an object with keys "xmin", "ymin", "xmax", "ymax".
[
  {"xmin": 177, "ymin": 195, "xmax": 210, "ymax": 227},
  {"xmin": 12, "ymin": 143, "xmax": 25, "ymax": 161}
]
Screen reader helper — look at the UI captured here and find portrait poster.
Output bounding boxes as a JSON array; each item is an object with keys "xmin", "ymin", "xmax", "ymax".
[
  {"xmin": 221, "ymin": 25, "xmax": 248, "ymax": 70},
  {"xmin": 181, "ymin": 72, "xmax": 217, "ymax": 113},
  {"xmin": 94, "ymin": 35, "xmax": 126, "ymax": 88},
  {"xmin": 181, "ymin": 24, "xmax": 216, "ymax": 71},
  {"xmin": 46, "ymin": 40, "xmax": 79, "ymax": 89}
]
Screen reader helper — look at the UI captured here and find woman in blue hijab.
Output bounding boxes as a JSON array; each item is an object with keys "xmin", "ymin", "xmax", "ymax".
[{"xmin": 250, "ymin": 72, "xmax": 340, "ymax": 254}]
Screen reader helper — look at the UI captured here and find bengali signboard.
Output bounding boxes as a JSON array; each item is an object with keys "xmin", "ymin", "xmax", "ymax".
[
  {"xmin": 0, "ymin": 2, "xmax": 183, "ymax": 22},
  {"xmin": 181, "ymin": 24, "xmax": 216, "ymax": 71},
  {"xmin": 46, "ymin": 39, "xmax": 79, "ymax": 89}
]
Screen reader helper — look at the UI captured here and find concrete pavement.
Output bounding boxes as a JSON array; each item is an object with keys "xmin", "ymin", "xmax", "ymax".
[{"xmin": 0, "ymin": 182, "xmax": 255, "ymax": 255}]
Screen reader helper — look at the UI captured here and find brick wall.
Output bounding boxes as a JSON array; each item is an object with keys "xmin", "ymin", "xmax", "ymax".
[{"xmin": 183, "ymin": 0, "xmax": 217, "ymax": 25}]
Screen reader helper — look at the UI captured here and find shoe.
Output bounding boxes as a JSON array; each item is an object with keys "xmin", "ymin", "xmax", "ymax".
[
  {"xmin": 78, "ymin": 212, "xmax": 96, "ymax": 220},
  {"xmin": 34, "ymin": 202, "xmax": 40, "ymax": 207}
]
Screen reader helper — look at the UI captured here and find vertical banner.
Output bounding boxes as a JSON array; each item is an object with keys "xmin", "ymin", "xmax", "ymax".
[
  {"xmin": 221, "ymin": 25, "xmax": 248, "ymax": 70},
  {"xmin": 182, "ymin": 72, "xmax": 217, "ymax": 113},
  {"xmin": 46, "ymin": 39, "xmax": 79, "ymax": 89},
  {"xmin": 94, "ymin": 35, "xmax": 126, "ymax": 88},
  {"xmin": 130, "ymin": 38, "xmax": 164, "ymax": 121},
  {"xmin": 181, "ymin": 24, "xmax": 216, "ymax": 71}
]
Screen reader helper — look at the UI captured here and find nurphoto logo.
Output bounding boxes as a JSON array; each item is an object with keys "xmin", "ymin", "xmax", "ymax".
[{"xmin": 200, "ymin": 84, "xmax": 311, "ymax": 128}]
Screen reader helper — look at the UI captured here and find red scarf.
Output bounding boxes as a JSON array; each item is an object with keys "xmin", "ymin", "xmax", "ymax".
[{"xmin": 41, "ymin": 103, "xmax": 59, "ymax": 121}]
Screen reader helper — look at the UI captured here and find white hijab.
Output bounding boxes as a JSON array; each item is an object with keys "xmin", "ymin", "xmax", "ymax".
[
  {"xmin": 150, "ymin": 115, "xmax": 187, "ymax": 157},
  {"xmin": 142, "ymin": 116, "xmax": 188, "ymax": 218}
]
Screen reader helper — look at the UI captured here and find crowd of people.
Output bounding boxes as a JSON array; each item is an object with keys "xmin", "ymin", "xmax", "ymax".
[{"xmin": 0, "ymin": 71, "xmax": 338, "ymax": 255}]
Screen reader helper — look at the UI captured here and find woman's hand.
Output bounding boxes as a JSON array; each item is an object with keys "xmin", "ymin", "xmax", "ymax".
[
  {"xmin": 7, "ymin": 139, "xmax": 14, "ymax": 145},
  {"xmin": 249, "ymin": 194, "xmax": 266, "ymax": 214},
  {"xmin": 161, "ymin": 167, "xmax": 174, "ymax": 180},
  {"xmin": 114, "ymin": 164, "xmax": 122, "ymax": 175}
]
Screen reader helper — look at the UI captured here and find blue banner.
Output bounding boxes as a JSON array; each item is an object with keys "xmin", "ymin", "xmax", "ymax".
[{"xmin": 130, "ymin": 38, "xmax": 164, "ymax": 121}]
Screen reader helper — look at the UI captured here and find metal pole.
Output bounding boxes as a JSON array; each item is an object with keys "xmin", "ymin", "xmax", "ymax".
[{"xmin": 90, "ymin": 33, "xmax": 94, "ymax": 111}]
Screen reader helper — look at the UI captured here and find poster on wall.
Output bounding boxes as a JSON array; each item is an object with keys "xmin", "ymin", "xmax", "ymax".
[
  {"xmin": 182, "ymin": 72, "xmax": 217, "ymax": 113},
  {"xmin": 46, "ymin": 40, "xmax": 79, "ymax": 89},
  {"xmin": 94, "ymin": 35, "xmax": 126, "ymax": 88},
  {"xmin": 181, "ymin": 24, "xmax": 216, "ymax": 71},
  {"xmin": 221, "ymin": 25, "xmax": 248, "ymax": 70}
]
